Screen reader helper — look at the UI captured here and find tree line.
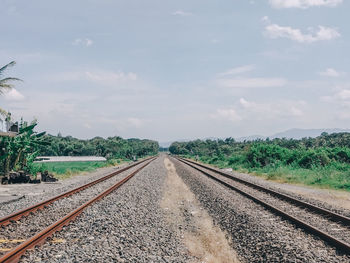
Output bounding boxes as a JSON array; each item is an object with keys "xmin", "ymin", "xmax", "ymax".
[
  {"xmin": 169, "ymin": 133, "xmax": 350, "ymax": 190},
  {"xmin": 1, "ymin": 130, "xmax": 159, "ymax": 177},
  {"xmin": 170, "ymin": 133, "xmax": 350, "ymax": 168},
  {"xmin": 39, "ymin": 134, "xmax": 159, "ymax": 160}
]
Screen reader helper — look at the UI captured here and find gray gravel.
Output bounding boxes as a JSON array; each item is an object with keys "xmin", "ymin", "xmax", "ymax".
[
  {"xmin": 172, "ymin": 157, "xmax": 350, "ymax": 263},
  {"xmin": 4, "ymin": 155, "xmax": 350, "ymax": 262},
  {"xmin": 182, "ymin": 159, "xmax": 350, "ymax": 245},
  {"xmin": 0, "ymin": 162, "xmax": 148, "ymax": 255},
  {"xmin": 0, "ymin": 162, "xmax": 131, "ymax": 218},
  {"xmin": 217, "ymin": 163, "xmax": 350, "ymax": 218},
  {"xmin": 20, "ymin": 156, "xmax": 194, "ymax": 262}
]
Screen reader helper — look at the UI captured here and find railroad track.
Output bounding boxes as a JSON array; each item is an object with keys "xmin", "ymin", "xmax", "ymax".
[
  {"xmin": 0, "ymin": 157, "xmax": 155, "ymax": 263},
  {"xmin": 175, "ymin": 156, "xmax": 350, "ymax": 254}
]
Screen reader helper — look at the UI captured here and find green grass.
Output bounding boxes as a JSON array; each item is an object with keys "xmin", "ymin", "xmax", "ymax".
[
  {"xmin": 33, "ymin": 160, "xmax": 122, "ymax": 180},
  {"xmin": 187, "ymin": 155, "xmax": 350, "ymax": 192},
  {"xmin": 248, "ymin": 165, "xmax": 350, "ymax": 191}
]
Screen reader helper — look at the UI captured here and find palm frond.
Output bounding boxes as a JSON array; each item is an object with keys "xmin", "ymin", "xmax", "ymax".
[
  {"xmin": 0, "ymin": 86, "xmax": 11, "ymax": 95},
  {"xmin": 19, "ymin": 123, "xmax": 37, "ymax": 134},
  {"xmin": 0, "ymin": 61, "xmax": 22, "ymax": 94},
  {"xmin": 0, "ymin": 77, "xmax": 22, "ymax": 82},
  {"xmin": 0, "ymin": 107, "xmax": 8, "ymax": 116},
  {"xmin": 0, "ymin": 61, "xmax": 16, "ymax": 77}
]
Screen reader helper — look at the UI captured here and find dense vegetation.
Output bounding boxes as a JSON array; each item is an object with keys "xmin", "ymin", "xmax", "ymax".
[
  {"xmin": 1, "ymin": 131, "xmax": 158, "ymax": 178},
  {"xmin": 38, "ymin": 134, "xmax": 159, "ymax": 160},
  {"xmin": 30, "ymin": 135, "xmax": 158, "ymax": 179},
  {"xmin": 0, "ymin": 120, "xmax": 48, "ymax": 176},
  {"xmin": 169, "ymin": 133, "xmax": 350, "ymax": 191}
]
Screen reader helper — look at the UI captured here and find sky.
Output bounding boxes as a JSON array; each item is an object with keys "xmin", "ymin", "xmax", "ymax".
[{"xmin": 0, "ymin": 0, "xmax": 349, "ymax": 142}]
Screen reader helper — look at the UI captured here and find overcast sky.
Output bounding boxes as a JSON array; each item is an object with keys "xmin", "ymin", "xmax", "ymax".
[{"xmin": 1, "ymin": 0, "xmax": 349, "ymax": 142}]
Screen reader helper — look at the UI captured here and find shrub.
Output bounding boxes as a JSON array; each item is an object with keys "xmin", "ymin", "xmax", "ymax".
[
  {"xmin": 297, "ymin": 150, "xmax": 330, "ymax": 168},
  {"xmin": 334, "ymin": 148, "xmax": 350, "ymax": 163},
  {"xmin": 228, "ymin": 155, "xmax": 245, "ymax": 165},
  {"xmin": 246, "ymin": 143, "xmax": 292, "ymax": 168}
]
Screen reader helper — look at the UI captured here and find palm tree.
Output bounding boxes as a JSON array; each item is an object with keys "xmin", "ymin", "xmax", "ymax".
[
  {"xmin": 0, "ymin": 61, "xmax": 21, "ymax": 118},
  {"xmin": 0, "ymin": 61, "xmax": 21, "ymax": 95}
]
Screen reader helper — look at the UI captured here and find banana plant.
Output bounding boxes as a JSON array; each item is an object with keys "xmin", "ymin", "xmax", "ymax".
[{"xmin": 1, "ymin": 120, "xmax": 49, "ymax": 176}]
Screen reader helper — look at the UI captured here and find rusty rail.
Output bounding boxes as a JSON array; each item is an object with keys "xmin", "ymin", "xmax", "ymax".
[
  {"xmin": 175, "ymin": 156, "xmax": 350, "ymax": 254},
  {"xmin": 0, "ymin": 157, "xmax": 153, "ymax": 227},
  {"xmin": 178, "ymin": 157, "xmax": 350, "ymax": 226},
  {"xmin": 0, "ymin": 158, "xmax": 154, "ymax": 263}
]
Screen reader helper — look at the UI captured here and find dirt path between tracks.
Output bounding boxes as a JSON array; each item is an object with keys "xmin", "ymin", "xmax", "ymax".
[{"xmin": 161, "ymin": 157, "xmax": 240, "ymax": 263}]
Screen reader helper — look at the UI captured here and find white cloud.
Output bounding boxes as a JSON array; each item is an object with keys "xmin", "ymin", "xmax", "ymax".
[
  {"xmin": 217, "ymin": 64, "xmax": 287, "ymax": 88},
  {"xmin": 218, "ymin": 77, "xmax": 287, "ymax": 88},
  {"xmin": 86, "ymin": 39, "xmax": 93, "ymax": 46},
  {"xmin": 239, "ymin": 98, "xmax": 304, "ymax": 117},
  {"xmin": 264, "ymin": 23, "xmax": 340, "ymax": 43},
  {"xmin": 322, "ymin": 89, "xmax": 350, "ymax": 103},
  {"xmin": 3, "ymin": 88, "xmax": 25, "ymax": 101},
  {"xmin": 49, "ymin": 70, "xmax": 138, "ymax": 86},
  {"xmin": 269, "ymin": 0, "xmax": 343, "ymax": 9},
  {"xmin": 83, "ymin": 123, "xmax": 92, "ymax": 129},
  {"xmin": 239, "ymin": 98, "xmax": 259, "ymax": 110},
  {"xmin": 211, "ymin": 108, "xmax": 242, "ymax": 122},
  {"xmin": 211, "ymin": 98, "xmax": 305, "ymax": 123},
  {"xmin": 97, "ymin": 116, "xmax": 147, "ymax": 131},
  {"xmin": 126, "ymin": 117, "xmax": 144, "ymax": 128},
  {"xmin": 319, "ymin": 68, "xmax": 341, "ymax": 77},
  {"xmin": 72, "ymin": 38, "xmax": 94, "ymax": 47},
  {"xmin": 321, "ymin": 89, "xmax": 350, "ymax": 119},
  {"xmin": 85, "ymin": 71, "xmax": 137, "ymax": 84},
  {"xmin": 219, "ymin": 65, "xmax": 255, "ymax": 76},
  {"xmin": 172, "ymin": 10, "xmax": 193, "ymax": 16},
  {"xmin": 261, "ymin": 16, "xmax": 270, "ymax": 23},
  {"xmin": 336, "ymin": 89, "xmax": 350, "ymax": 100}
]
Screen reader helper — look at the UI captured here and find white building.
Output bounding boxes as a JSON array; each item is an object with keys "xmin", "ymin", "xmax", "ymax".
[
  {"xmin": 0, "ymin": 114, "xmax": 8, "ymax": 133},
  {"xmin": 0, "ymin": 113, "xmax": 18, "ymax": 136}
]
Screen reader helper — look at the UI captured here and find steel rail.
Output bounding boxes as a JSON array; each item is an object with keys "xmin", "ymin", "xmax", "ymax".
[
  {"xmin": 0, "ymin": 158, "xmax": 154, "ymax": 263},
  {"xmin": 178, "ymin": 157, "xmax": 350, "ymax": 226},
  {"xmin": 175, "ymin": 157, "xmax": 350, "ymax": 254},
  {"xmin": 0, "ymin": 156, "xmax": 154, "ymax": 227}
]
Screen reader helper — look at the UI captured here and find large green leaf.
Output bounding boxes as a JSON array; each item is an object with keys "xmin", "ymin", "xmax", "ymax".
[{"xmin": 19, "ymin": 123, "xmax": 37, "ymax": 134}]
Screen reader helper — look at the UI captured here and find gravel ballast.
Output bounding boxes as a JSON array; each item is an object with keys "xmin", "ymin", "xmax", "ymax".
[
  {"xmin": 214, "ymin": 162, "xmax": 350, "ymax": 217},
  {"xmin": 180, "ymin": 159, "xmax": 350, "ymax": 246},
  {"xmin": 0, "ymin": 161, "xmax": 150, "ymax": 255},
  {"xmin": 0, "ymin": 162, "xmax": 132, "ymax": 218},
  {"xmin": 3, "ymin": 155, "xmax": 350, "ymax": 262},
  {"xmin": 20, "ymin": 156, "xmax": 197, "ymax": 262},
  {"xmin": 172, "ymin": 157, "xmax": 350, "ymax": 263}
]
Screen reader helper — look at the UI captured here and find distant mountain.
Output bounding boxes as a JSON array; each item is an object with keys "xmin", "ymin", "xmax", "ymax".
[{"xmin": 270, "ymin": 128, "xmax": 350, "ymax": 139}]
